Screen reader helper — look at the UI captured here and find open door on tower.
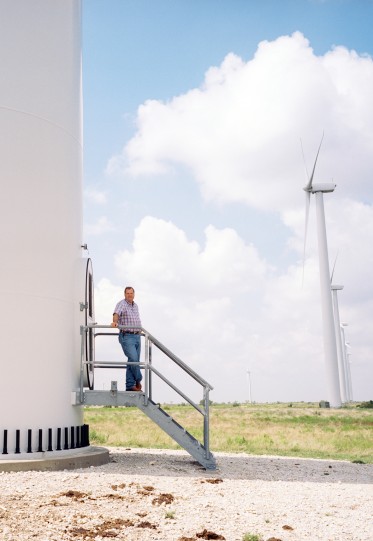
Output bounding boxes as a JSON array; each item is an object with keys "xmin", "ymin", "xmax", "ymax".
[{"xmin": 83, "ymin": 258, "xmax": 94, "ymax": 390}]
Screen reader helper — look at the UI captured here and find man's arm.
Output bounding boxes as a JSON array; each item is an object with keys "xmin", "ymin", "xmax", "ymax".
[{"xmin": 111, "ymin": 313, "xmax": 119, "ymax": 327}]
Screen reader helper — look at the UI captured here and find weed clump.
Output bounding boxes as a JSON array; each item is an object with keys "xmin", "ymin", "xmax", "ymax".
[
  {"xmin": 357, "ymin": 400, "xmax": 373, "ymax": 409},
  {"xmin": 242, "ymin": 534, "xmax": 262, "ymax": 541}
]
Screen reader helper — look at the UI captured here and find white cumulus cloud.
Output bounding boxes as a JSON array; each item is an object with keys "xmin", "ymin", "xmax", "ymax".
[
  {"xmin": 85, "ymin": 216, "xmax": 116, "ymax": 236},
  {"xmin": 84, "ymin": 188, "xmax": 108, "ymax": 205},
  {"xmin": 108, "ymin": 32, "xmax": 373, "ymax": 214}
]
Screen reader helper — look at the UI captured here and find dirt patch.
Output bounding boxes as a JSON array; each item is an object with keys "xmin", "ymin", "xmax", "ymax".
[
  {"xmin": 196, "ymin": 529, "xmax": 226, "ymax": 540},
  {"xmin": 152, "ymin": 492, "xmax": 175, "ymax": 505}
]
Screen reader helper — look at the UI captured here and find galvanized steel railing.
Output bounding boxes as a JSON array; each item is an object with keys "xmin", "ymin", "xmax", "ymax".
[{"xmin": 79, "ymin": 324, "xmax": 213, "ymax": 459}]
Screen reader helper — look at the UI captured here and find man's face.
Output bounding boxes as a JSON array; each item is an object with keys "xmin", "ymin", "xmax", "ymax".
[{"xmin": 124, "ymin": 288, "xmax": 135, "ymax": 303}]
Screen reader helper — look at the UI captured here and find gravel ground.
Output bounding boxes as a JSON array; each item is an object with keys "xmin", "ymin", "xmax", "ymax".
[{"xmin": 0, "ymin": 447, "xmax": 372, "ymax": 541}]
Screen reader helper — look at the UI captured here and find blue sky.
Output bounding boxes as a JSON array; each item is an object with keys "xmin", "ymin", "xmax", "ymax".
[{"xmin": 82, "ymin": 0, "xmax": 373, "ymax": 404}]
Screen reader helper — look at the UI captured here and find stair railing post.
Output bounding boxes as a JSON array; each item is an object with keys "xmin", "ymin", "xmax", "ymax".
[
  {"xmin": 144, "ymin": 332, "xmax": 149, "ymax": 406},
  {"xmin": 149, "ymin": 340, "xmax": 153, "ymax": 400},
  {"xmin": 203, "ymin": 385, "xmax": 210, "ymax": 460},
  {"xmin": 79, "ymin": 325, "xmax": 85, "ymax": 403}
]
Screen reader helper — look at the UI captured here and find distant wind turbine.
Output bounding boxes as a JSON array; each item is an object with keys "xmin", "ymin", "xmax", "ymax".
[
  {"xmin": 331, "ymin": 284, "xmax": 348, "ymax": 403},
  {"xmin": 330, "ymin": 254, "xmax": 348, "ymax": 403},
  {"xmin": 302, "ymin": 134, "xmax": 342, "ymax": 407},
  {"xmin": 341, "ymin": 324, "xmax": 353, "ymax": 402}
]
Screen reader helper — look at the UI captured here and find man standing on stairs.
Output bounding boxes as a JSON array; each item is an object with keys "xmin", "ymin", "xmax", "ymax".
[{"xmin": 111, "ymin": 286, "xmax": 143, "ymax": 392}]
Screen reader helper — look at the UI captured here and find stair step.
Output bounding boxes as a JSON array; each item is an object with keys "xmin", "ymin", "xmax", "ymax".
[{"xmin": 139, "ymin": 398, "xmax": 215, "ymax": 469}]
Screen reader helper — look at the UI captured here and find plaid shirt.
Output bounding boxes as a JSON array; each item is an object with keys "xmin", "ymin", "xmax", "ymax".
[{"xmin": 113, "ymin": 299, "xmax": 142, "ymax": 331}]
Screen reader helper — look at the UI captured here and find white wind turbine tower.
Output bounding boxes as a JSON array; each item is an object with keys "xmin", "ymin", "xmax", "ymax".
[{"xmin": 303, "ymin": 135, "xmax": 342, "ymax": 407}]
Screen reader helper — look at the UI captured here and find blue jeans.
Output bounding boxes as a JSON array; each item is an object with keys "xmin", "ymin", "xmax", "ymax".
[{"xmin": 118, "ymin": 332, "xmax": 142, "ymax": 390}]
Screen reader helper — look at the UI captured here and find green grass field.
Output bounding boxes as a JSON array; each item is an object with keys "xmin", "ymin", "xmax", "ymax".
[{"xmin": 84, "ymin": 402, "xmax": 373, "ymax": 463}]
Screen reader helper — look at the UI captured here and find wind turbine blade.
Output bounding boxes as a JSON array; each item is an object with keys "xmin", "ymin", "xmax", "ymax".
[
  {"xmin": 304, "ymin": 131, "xmax": 324, "ymax": 191},
  {"xmin": 330, "ymin": 251, "xmax": 339, "ymax": 283},
  {"xmin": 302, "ymin": 190, "xmax": 311, "ymax": 285}
]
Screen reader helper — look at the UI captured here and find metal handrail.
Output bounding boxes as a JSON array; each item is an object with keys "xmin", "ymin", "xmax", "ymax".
[{"xmin": 79, "ymin": 324, "xmax": 213, "ymax": 458}]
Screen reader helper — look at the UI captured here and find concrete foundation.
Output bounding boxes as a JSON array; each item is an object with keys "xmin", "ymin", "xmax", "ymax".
[{"xmin": 0, "ymin": 446, "xmax": 110, "ymax": 472}]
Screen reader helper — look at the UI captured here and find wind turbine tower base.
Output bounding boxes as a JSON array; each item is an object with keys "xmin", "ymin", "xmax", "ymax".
[{"xmin": 0, "ymin": 446, "xmax": 109, "ymax": 473}]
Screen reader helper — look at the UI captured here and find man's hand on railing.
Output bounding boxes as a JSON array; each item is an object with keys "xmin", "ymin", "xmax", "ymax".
[{"xmin": 111, "ymin": 314, "xmax": 119, "ymax": 328}]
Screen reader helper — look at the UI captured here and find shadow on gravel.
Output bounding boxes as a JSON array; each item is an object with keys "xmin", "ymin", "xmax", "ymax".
[{"xmin": 87, "ymin": 449, "xmax": 373, "ymax": 485}]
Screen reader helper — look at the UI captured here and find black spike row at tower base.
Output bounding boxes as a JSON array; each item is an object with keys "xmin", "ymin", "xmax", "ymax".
[{"xmin": 1, "ymin": 425, "xmax": 90, "ymax": 455}]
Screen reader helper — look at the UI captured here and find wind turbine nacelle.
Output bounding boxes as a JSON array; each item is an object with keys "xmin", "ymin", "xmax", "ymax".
[{"xmin": 310, "ymin": 182, "xmax": 336, "ymax": 193}]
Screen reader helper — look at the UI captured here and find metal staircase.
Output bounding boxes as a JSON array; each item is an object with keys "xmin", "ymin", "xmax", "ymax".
[{"xmin": 77, "ymin": 325, "xmax": 216, "ymax": 470}]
